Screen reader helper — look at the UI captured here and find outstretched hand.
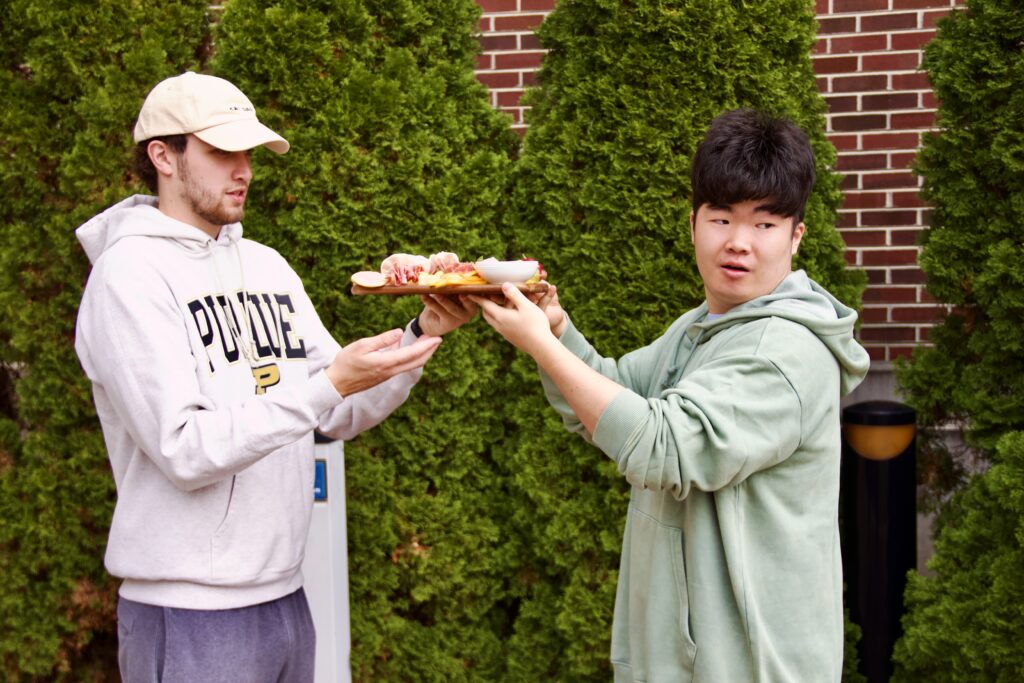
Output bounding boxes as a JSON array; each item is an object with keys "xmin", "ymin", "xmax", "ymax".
[
  {"xmin": 326, "ymin": 329, "xmax": 442, "ymax": 397},
  {"xmin": 527, "ymin": 283, "xmax": 567, "ymax": 337},
  {"xmin": 469, "ymin": 283, "xmax": 557, "ymax": 354},
  {"xmin": 417, "ymin": 293, "xmax": 479, "ymax": 337}
]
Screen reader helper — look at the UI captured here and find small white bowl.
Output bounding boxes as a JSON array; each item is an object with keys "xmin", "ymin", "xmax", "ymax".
[{"xmin": 475, "ymin": 258, "xmax": 538, "ymax": 283}]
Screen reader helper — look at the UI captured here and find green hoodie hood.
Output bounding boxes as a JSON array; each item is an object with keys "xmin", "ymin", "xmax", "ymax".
[{"xmin": 687, "ymin": 270, "xmax": 869, "ymax": 396}]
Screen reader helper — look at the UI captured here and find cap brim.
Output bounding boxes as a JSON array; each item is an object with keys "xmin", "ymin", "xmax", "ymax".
[{"xmin": 194, "ymin": 119, "xmax": 290, "ymax": 154}]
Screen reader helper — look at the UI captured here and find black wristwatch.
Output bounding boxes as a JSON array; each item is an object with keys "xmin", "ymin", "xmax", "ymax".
[{"xmin": 410, "ymin": 315, "xmax": 424, "ymax": 338}]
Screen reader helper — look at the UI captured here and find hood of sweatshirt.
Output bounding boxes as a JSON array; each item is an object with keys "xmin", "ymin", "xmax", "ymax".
[
  {"xmin": 76, "ymin": 194, "xmax": 242, "ymax": 263},
  {"xmin": 687, "ymin": 270, "xmax": 869, "ymax": 396}
]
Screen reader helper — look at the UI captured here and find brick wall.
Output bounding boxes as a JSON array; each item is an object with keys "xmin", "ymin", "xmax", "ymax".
[{"xmin": 474, "ymin": 0, "xmax": 964, "ymax": 369}]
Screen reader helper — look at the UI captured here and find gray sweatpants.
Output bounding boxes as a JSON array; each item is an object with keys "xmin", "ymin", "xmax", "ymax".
[{"xmin": 117, "ymin": 587, "xmax": 316, "ymax": 683}]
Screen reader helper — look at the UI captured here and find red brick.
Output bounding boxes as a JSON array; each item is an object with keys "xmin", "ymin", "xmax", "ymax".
[
  {"xmin": 892, "ymin": 72, "xmax": 931, "ymax": 90},
  {"xmin": 861, "ymin": 248, "xmax": 920, "ymax": 266},
  {"xmin": 894, "ymin": 0, "xmax": 953, "ymax": 8},
  {"xmin": 891, "ymin": 228, "xmax": 924, "ymax": 246},
  {"xmin": 521, "ymin": 33, "xmax": 542, "ymax": 50},
  {"xmin": 859, "ymin": 306, "xmax": 890, "ymax": 324},
  {"xmin": 865, "ymin": 346, "xmax": 888, "ymax": 362},
  {"xmin": 922, "ymin": 91, "xmax": 939, "ymax": 108},
  {"xmin": 862, "ymin": 12, "xmax": 920, "ymax": 32},
  {"xmin": 827, "ymin": 95, "xmax": 859, "ymax": 114},
  {"xmin": 892, "ymin": 152, "xmax": 917, "ymax": 169},
  {"xmin": 838, "ymin": 152, "xmax": 888, "ymax": 171},
  {"xmin": 861, "ymin": 210, "xmax": 919, "ymax": 227},
  {"xmin": 892, "ymin": 30, "xmax": 937, "ymax": 51},
  {"xmin": 478, "ymin": 0, "xmax": 519, "ymax": 12},
  {"xmin": 829, "ymin": 134, "xmax": 859, "ymax": 151},
  {"xmin": 862, "ymin": 171, "xmax": 917, "ymax": 189},
  {"xmin": 863, "ymin": 52, "xmax": 920, "ymax": 71},
  {"xmin": 479, "ymin": 17, "xmax": 492, "ymax": 32},
  {"xmin": 892, "ymin": 111, "xmax": 936, "ymax": 129},
  {"xmin": 476, "ymin": 54, "xmax": 493, "ymax": 70},
  {"xmin": 862, "ymin": 132, "xmax": 921, "ymax": 150},
  {"xmin": 813, "ymin": 55, "xmax": 860, "ymax": 75},
  {"xmin": 816, "ymin": 0, "xmax": 829, "ymax": 12},
  {"xmin": 863, "ymin": 93, "xmax": 919, "ymax": 110},
  {"xmin": 494, "ymin": 14, "xmax": 545, "ymax": 31},
  {"xmin": 859, "ymin": 325, "xmax": 918, "ymax": 342},
  {"xmin": 833, "ymin": 114, "xmax": 888, "ymax": 132},
  {"xmin": 892, "ymin": 305, "xmax": 947, "ymax": 324},
  {"xmin": 892, "ymin": 191, "xmax": 924, "ymax": 208},
  {"xmin": 838, "ymin": 212, "xmax": 859, "ymax": 228},
  {"xmin": 842, "ymin": 191, "xmax": 889, "ymax": 209},
  {"xmin": 840, "ymin": 228, "xmax": 888, "ymax": 246},
  {"xmin": 833, "ymin": 74, "xmax": 888, "ymax": 93},
  {"xmin": 924, "ymin": 9, "xmax": 953, "ymax": 28},
  {"xmin": 523, "ymin": 71, "xmax": 539, "ymax": 87},
  {"xmin": 817, "ymin": 76, "xmax": 829, "ymax": 92},
  {"xmin": 496, "ymin": 90, "xmax": 525, "ymax": 107},
  {"xmin": 476, "ymin": 71, "xmax": 521, "ymax": 89},
  {"xmin": 818, "ymin": 16, "xmax": 858, "ymax": 34},
  {"xmin": 834, "ymin": 0, "xmax": 889, "ymax": 11},
  {"xmin": 891, "ymin": 268, "xmax": 927, "ymax": 284},
  {"xmin": 522, "ymin": 0, "xmax": 556, "ymax": 9},
  {"xmin": 840, "ymin": 174, "xmax": 861, "ymax": 190},
  {"xmin": 481, "ymin": 34, "xmax": 518, "ymax": 51},
  {"xmin": 864, "ymin": 268, "xmax": 888, "ymax": 285},
  {"xmin": 814, "ymin": 37, "xmax": 829, "ymax": 55},
  {"xmin": 831, "ymin": 34, "xmax": 889, "ymax": 54},
  {"xmin": 494, "ymin": 51, "xmax": 545, "ymax": 70}
]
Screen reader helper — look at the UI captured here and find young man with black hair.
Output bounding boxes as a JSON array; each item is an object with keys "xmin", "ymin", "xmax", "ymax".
[
  {"xmin": 472, "ymin": 108, "xmax": 870, "ymax": 682},
  {"xmin": 74, "ymin": 72, "xmax": 476, "ymax": 682}
]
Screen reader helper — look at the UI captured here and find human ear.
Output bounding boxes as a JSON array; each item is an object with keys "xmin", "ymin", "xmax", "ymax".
[
  {"xmin": 147, "ymin": 140, "xmax": 176, "ymax": 179},
  {"xmin": 791, "ymin": 221, "xmax": 806, "ymax": 255}
]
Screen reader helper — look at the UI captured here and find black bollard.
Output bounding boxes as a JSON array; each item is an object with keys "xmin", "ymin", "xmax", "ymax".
[{"xmin": 840, "ymin": 400, "xmax": 917, "ymax": 683}]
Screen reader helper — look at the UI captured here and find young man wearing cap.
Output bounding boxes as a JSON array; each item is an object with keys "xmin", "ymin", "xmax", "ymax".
[{"xmin": 74, "ymin": 72, "xmax": 476, "ymax": 682}]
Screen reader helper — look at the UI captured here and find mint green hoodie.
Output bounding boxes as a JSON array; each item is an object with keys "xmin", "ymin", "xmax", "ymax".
[{"xmin": 541, "ymin": 271, "xmax": 869, "ymax": 683}]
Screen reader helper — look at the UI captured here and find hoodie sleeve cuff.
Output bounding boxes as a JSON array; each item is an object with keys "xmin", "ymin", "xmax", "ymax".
[
  {"xmin": 591, "ymin": 390, "xmax": 650, "ymax": 461},
  {"xmin": 310, "ymin": 369, "xmax": 346, "ymax": 412}
]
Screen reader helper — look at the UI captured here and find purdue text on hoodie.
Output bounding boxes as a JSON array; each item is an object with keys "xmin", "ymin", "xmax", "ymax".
[{"xmin": 75, "ymin": 195, "xmax": 421, "ymax": 609}]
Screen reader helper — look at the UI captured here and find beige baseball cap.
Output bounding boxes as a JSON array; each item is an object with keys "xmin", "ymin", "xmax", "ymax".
[{"xmin": 133, "ymin": 72, "xmax": 289, "ymax": 154}]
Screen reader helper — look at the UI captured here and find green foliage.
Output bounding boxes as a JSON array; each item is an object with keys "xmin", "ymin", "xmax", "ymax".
[
  {"xmin": 210, "ymin": 1, "xmax": 521, "ymax": 679},
  {"xmin": 502, "ymin": 0, "xmax": 865, "ymax": 678},
  {"xmin": 896, "ymin": 0, "xmax": 1024, "ymax": 456},
  {"xmin": 891, "ymin": 5, "xmax": 1024, "ymax": 678},
  {"xmin": 891, "ymin": 432, "xmax": 1024, "ymax": 682},
  {"xmin": 0, "ymin": 0, "xmax": 212, "ymax": 677}
]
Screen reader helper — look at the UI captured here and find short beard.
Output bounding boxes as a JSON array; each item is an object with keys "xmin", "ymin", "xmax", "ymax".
[{"xmin": 176, "ymin": 156, "xmax": 245, "ymax": 228}]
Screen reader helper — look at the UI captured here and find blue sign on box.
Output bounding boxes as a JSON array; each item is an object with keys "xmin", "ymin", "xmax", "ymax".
[{"xmin": 313, "ymin": 459, "xmax": 327, "ymax": 501}]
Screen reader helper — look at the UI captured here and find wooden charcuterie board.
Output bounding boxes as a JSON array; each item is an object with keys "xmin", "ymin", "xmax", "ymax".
[{"xmin": 352, "ymin": 282, "xmax": 549, "ymax": 296}]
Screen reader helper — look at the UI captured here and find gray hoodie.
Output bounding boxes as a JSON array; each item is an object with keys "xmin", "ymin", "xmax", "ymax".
[
  {"xmin": 542, "ymin": 271, "xmax": 870, "ymax": 682},
  {"xmin": 75, "ymin": 195, "xmax": 421, "ymax": 609}
]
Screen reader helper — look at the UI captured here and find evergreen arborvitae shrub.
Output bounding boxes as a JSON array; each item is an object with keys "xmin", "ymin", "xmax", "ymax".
[
  {"xmin": 891, "ymin": 1, "xmax": 1024, "ymax": 679},
  {"xmin": 891, "ymin": 431, "xmax": 1024, "ymax": 682},
  {"xmin": 501, "ymin": 0, "xmax": 866, "ymax": 679},
  {"xmin": 210, "ymin": 1, "xmax": 521, "ymax": 679},
  {"xmin": 895, "ymin": 0, "xmax": 1024, "ymax": 459},
  {"xmin": 0, "ymin": 1, "xmax": 212, "ymax": 678}
]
